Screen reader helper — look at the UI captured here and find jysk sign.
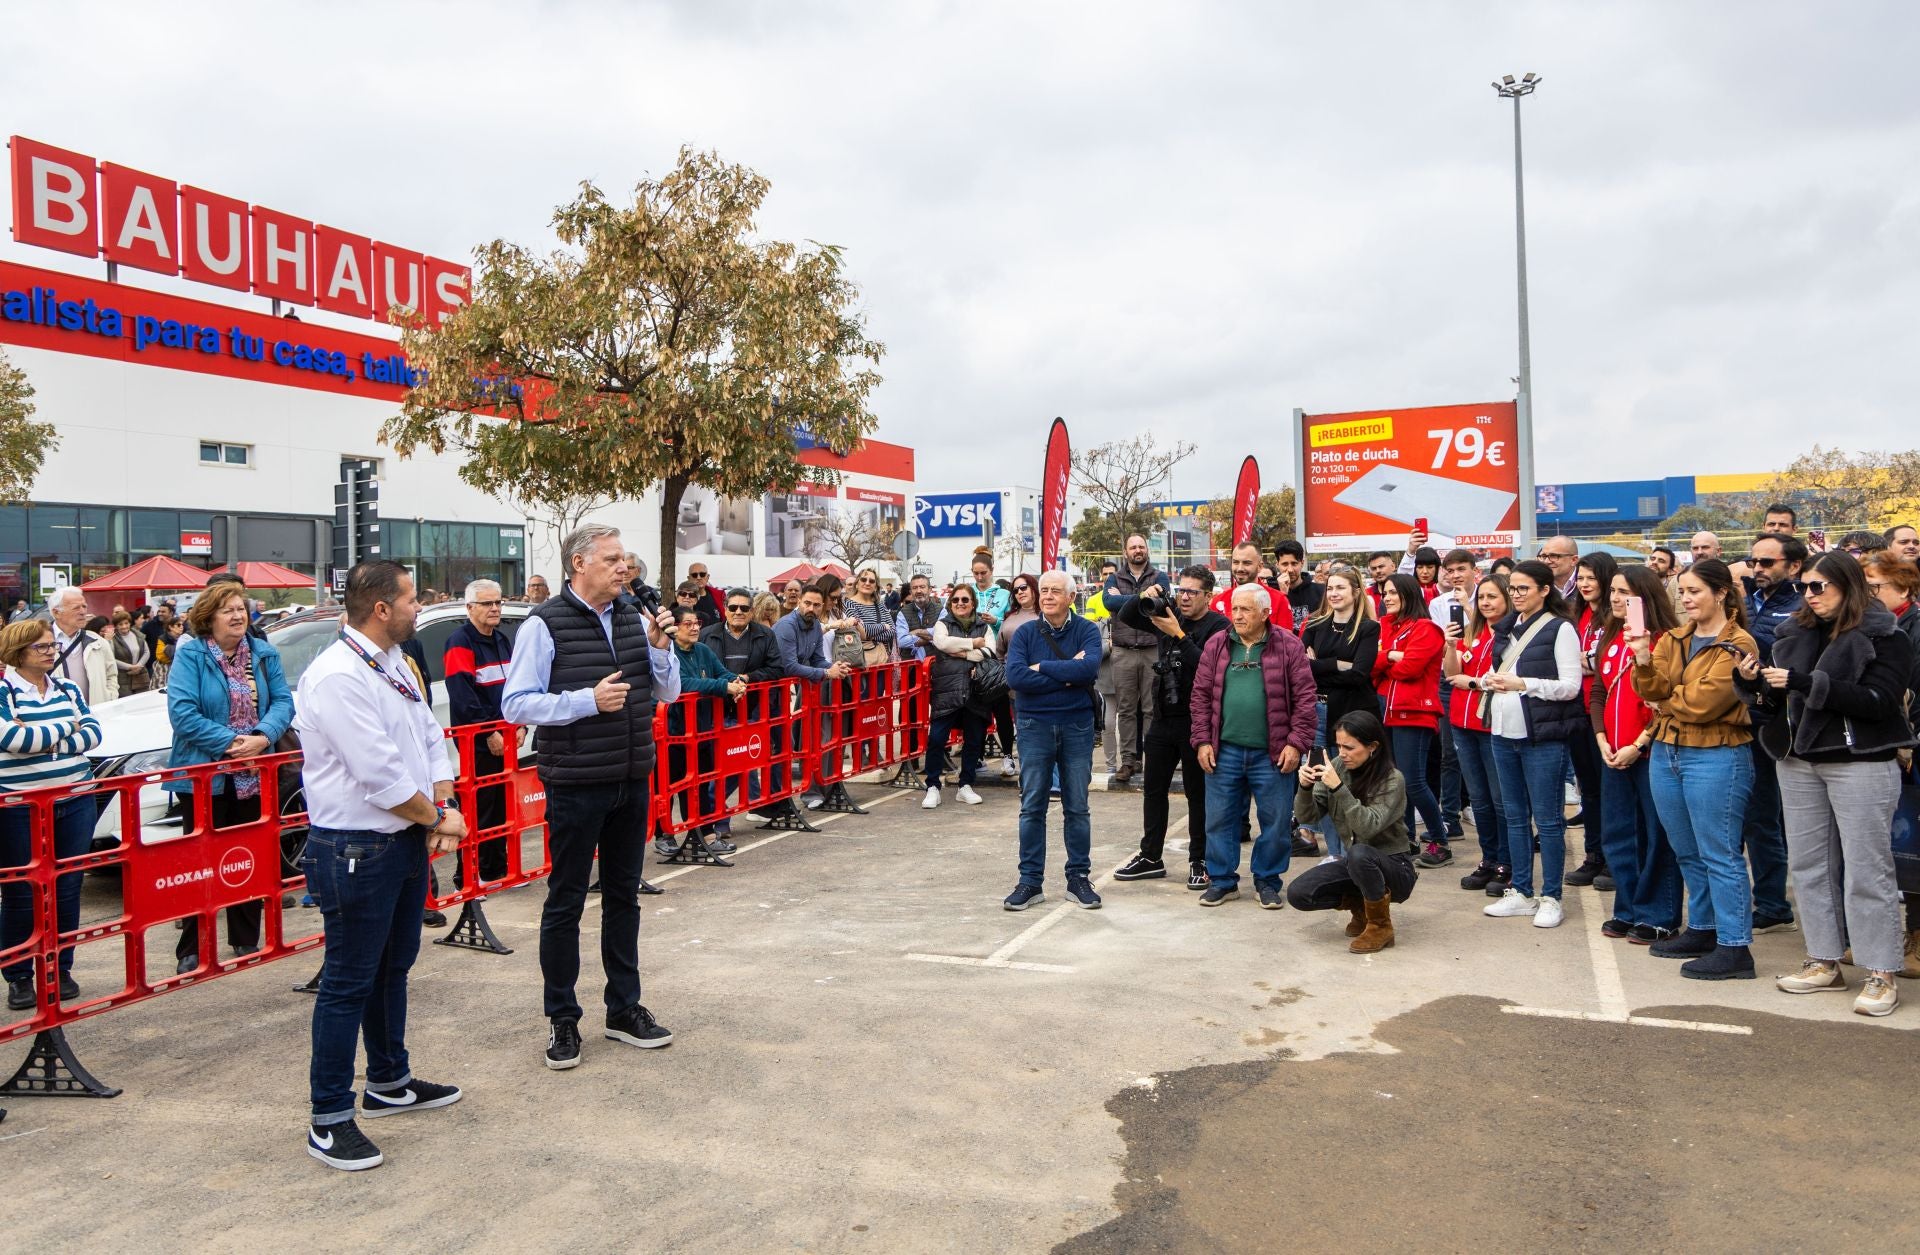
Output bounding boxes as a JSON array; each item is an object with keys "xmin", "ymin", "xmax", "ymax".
[
  {"xmin": 912, "ymin": 492, "xmax": 1002, "ymax": 538},
  {"xmin": 8, "ymin": 135, "xmax": 469, "ymax": 325}
]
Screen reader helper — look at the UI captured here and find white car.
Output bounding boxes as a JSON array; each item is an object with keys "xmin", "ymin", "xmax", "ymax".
[{"xmin": 87, "ymin": 601, "xmax": 534, "ymax": 872}]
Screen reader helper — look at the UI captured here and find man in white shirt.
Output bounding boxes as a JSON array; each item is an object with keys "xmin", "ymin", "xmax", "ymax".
[{"xmin": 295, "ymin": 560, "xmax": 467, "ymax": 1172}]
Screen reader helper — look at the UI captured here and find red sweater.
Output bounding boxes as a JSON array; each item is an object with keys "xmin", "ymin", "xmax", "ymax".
[
  {"xmin": 1371, "ymin": 615, "xmax": 1443, "ymax": 729},
  {"xmin": 1445, "ymin": 627, "xmax": 1497, "ymax": 731},
  {"xmin": 1589, "ymin": 628, "xmax": 1659, "ymax": 749}
]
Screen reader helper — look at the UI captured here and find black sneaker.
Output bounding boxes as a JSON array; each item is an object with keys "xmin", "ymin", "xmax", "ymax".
[
  {"xmin": 1483, "ymin": 866, "xmax": 1513, "ymax": 896},
  {"xmin": 1415, "ymin": 842, "xmax": 1454, "ymax": 869},
  {"xmin": 362, "ymin": 1078, "xmax": 464, "ymax": 1119},
  {"xmin": 1003, "ymin": 884, "xmax": 1045, "ymax": 911},
  {"xmin": 307, "ymin": 1118, "xmax": 383, "ymax": 1171},
  {"xmin": 1600, "ymin": 917, "xmax": 1633, "ymax": 939},
  {"xmin": 1752, "ymin": 912, "xmax": 1798, "ymax": 935},
  {"xmin": 6, "ymin": 978, "xmax": 31, "ymax": 1011},
  {"xmin": 1065, "ymin": 878, "xmax": 1102, "ymax": 909},
  {"xmin": 1592, "ymin": 873, "xmax": 1615, "ymax": 892},
  {"xmin": 422, "ymin": 909, "xmax": 447, "ymax": 928},
  {"xmin": 1199, "ymin": 884, "xmax": 1239, "ymax": 907},
  {"xmin": 1680, "ymin": 944, "xmax": 1755, "ymax": 981},
  {"xmin": 1628, "ymin": 924, "xmax": 1675, "ymax": 946},
  {"xmin": 1567, "ymin": 810, "xmax": 1586, "ymax": 827},
  {"xmin": 607, "ymin": 1004, "xmax": 674, "ymax": 1049},
  {"xmin": 655, "ymin": 835, "xmax": 681, "ymax": 859},
  {"xmin": 1113, "ymin": 854, "xmax": 1166, "ymax": 881},
  {"xmin": 546, "ymin": 1018, "xmax": 583, "ymax": 1070},
  {"xmin": 1650, "ymin": 927, "xmax": 1717, "ymax": 959},
  {"xmin": 703, "ymin": 835, "xmax": 738, "ymax": 856},
  {"xmin": 1256, "ymin": 883, "xmax": 1284, "ymax": 910},
  {"xmin": 1459, "ymin": 861, "xmax": 1500, "ymax": 891},
  {"xmin": 1563, "ymin": 858, "xmax": 1605, "ymax": 887},
  {"xmin": 1290, "ymin": 828, "xmax": 1319, "ymax": 858},
  {"xmin": 638, "ymin": 879, "xmax": 664, "ymax": 895},
  {"xmin": 1186, "ymin": 867, "xmax": 1209, "ymax": 891}
]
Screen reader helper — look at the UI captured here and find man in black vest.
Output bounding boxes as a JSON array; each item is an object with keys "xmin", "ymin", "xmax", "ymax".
[{"xmin": 502, "ymin": 523, "xmax": 681, "ymax": 1070}]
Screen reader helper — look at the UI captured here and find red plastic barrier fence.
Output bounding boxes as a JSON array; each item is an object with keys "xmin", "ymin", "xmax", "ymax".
[
  {"xmin": 651, "ymin": 677, "xmax": 809, "ymax": 840},
  {"xmin": 813, "ymin": 659, "xmax": 932, "ymax": 787}
]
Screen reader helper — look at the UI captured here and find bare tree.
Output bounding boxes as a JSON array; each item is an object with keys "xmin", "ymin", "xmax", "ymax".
[
  {"xmin": 805, "ymin": 507, "xmax": 899, "ymax": 572},
  {"xmin": 1070, "ymin": 433, "xmax": 1197, "ymax": 517}
]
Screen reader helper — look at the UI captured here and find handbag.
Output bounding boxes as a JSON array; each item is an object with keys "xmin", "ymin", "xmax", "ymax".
[
  {"xmin": 833, "ymin": 629, "xmax": 867, "ymax": 669},
  {"xmin": 1039, "ymin": 624, "xmax": 1104, "ymax": 728},
  {"xmin": 968, "ymin": 655, "xmax": 1009, "ymax": 712},
  {"xmin": 862, "ymin": 638, "xmax": 892, "ymax": 668}
]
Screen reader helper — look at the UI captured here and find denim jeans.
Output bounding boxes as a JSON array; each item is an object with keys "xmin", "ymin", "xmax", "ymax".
[
  {"xmin": 1436, "ymin": 717, "xmax": 1464, "ymax": 838},
  {"xmin": 1450, "ymin": 726, "xmax": 1506, "ymax": 867},
  {"xmin": 1389, "ymin": 726, "xmax": 1445, "ymax": 847},
  {"xmin": 0, "ymin": 796, "xmax": 95, "ymax": 983},
  {"xmin": 1203, "ymin": 743, "xmax": 1297, "ymax": 890},
  {"xmin": 1743, "ymin": 742, "xmax": 1793, "ymax": 921},
  {"xmin": 1310, "ymin": 702, "xmax": 1340, "ymax": 856},
  {"xmin": 303, "ymin": 825, "xmax": 428, "ymax": 1125},
  {"xmin": 540, "ymin": 779, "xmax": 648, "ymax": 1021},
  {"xmin": 1016, "ymin": 716, "xmax": 1093, "ymax": 887},
  {"xmin": 927, "ymin": 710, "xmax": 988, "ymax": 790},
  {"xmin": 1596, "ymin": 756, "xmax": 1681, "ymax": 930},
  {"xmin": 1648, "ymin": 741, "xmax": 1755, "ymax": 946},
  {"xmin": 1491, "ymin": 735, "xmax": 1570, "ymax": 900}
]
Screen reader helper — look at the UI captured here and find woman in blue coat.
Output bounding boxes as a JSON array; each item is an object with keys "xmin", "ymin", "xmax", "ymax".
[{"xmin": 167, "ymin": 583, "xmax": 294, "ymax": 973}]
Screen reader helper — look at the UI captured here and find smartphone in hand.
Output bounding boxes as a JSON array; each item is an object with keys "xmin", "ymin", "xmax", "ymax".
[{"xmin": 1624, "ymin": 595, "xmax": 1646, "ymax": 637}]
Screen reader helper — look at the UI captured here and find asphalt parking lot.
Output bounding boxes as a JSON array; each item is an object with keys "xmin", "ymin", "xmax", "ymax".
[{"xmin": 5, "ymin": 773, "xmax": 1914, "ymax": 1253}]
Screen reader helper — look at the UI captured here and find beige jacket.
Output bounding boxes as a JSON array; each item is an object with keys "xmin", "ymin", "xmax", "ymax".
[{"xmin": 57, "ymin": 630, "xmax": 120, "ymax": 707}]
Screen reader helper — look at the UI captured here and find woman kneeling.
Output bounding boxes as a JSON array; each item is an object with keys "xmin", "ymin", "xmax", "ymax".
[{"xmin": 1286, "ymin": 712, "xmax": 1416, "ymax": 952}]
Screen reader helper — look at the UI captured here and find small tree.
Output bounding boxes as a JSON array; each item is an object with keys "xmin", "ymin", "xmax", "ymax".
[
  {"xmin": 383, "ymin": 147, "xmax": 883, "ymax": 592},
  {"xmin": 805, "ymin": 507, "xmax": 898, "ymax": 573},
  {"xmin": 1202, "ymin": 488, "xmax": 1297, "ymax": 554},
  {"xmin": 1760, "ymin": 444, "xmax": 1920, "ymax": 531},
  {"xmin": 1070, "ymin": 433, "xmax": 1196, "ymax": 518},
  {"xmin": 0, "ymin": 349, "xmax": 58, "ymax": 503},
  {"xmin": 1068, "ymin": 506, "xmax": 1158, "ymax": 569}
]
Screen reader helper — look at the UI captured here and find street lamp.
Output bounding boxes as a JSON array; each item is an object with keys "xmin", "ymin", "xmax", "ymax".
[{"xmin": 1492, "ymin": 71, "xmax": 1541, "ymax": 552}]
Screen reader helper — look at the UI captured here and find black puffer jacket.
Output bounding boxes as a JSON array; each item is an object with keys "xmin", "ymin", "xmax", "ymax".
[
  {"xmin": 930, "ymin": 612, "xmax": 992, "ymax": 719},
  {"xmin": 1740, "ymin": 602, "xmax": 1916, "ymax": 762}
]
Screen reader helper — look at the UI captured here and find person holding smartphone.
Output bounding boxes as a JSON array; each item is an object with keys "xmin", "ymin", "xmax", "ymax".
[
  {"xmin": 1301, "ymin": 567, "xmax": 1381, "ymax": 856},
  {"xmin": 1286, "ymin": 712, "xmax": 1416, "ymax": 952},
  {"xmin": 1442, "ymin": 573, "xmax": 1511, "ymax": 894},
  {"xmin": 1589, "ymin": 566, "xmax": 1683, "ymax": 944},
  {"xmin": 1628, "ymin": 558, "xmax": 1762, "ymax": 980}
]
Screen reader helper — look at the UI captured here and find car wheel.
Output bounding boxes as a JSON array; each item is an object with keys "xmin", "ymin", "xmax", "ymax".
[{"xmin": 279, "ymin": 783, "xmax": 310, "ymax": 879}]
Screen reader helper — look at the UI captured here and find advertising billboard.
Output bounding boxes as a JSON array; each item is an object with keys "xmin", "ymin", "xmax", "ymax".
[
  {"xmin": 1294, "ymin": 401, "xmax": 1521, "ymax": 553},
  {"xmin": 911, "ymin": 491, "xmax": 1002, "ymax": 538}
]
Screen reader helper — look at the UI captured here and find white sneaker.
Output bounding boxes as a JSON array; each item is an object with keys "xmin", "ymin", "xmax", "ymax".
[
  {"xmin": 1484, "ymin": 888, "xmax": 1538, "ymax": 918},
  {"xmin": 957, "ymin": 785, "xmax": 983, "ymax": 805},
  {"xmin": 999, "ymin": 756, "xmax": 1018, "ymax": 778},
  {"xmin": 1854, "ymin": 974, "xmax": 1899, "ymax": 1017},
  {"xmin": 921, "ymin": 787, "xmax": 941, "ymax": 810},
  {"xmin": 1532, "ymin": 896, "xmax": 1564, "ymax": 928},
  {"xmin": 1563, "ymin": 782, "xmax": 1580, "ymax": 807}
]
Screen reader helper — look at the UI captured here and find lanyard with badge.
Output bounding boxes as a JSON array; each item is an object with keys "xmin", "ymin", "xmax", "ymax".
[{"xmin": 341, "ymin": 633, "xmax": 423, "ymax": 704}]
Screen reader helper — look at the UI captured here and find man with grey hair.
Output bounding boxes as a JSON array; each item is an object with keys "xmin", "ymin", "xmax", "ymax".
[
  {"xmin": 503, "ymin": 523, "xmax": 681, "ymax": 1070},
  {"xmin": 443, "ymin": 578, "xmax": 513, "ymax": 884},
  {"xmin": 49, "ymin": 585, "xmax": 117, "ymax": 705}
]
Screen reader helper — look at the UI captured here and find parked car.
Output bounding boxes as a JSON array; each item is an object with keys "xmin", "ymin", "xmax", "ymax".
[{"xmin": 86, "ymin": 601, "xmax": 533, "ymax": 872}]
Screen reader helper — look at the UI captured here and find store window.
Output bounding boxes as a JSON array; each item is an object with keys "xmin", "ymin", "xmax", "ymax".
[{"xmin": 200, "ymin": 442, "xmax": 252, "ymax": 467}]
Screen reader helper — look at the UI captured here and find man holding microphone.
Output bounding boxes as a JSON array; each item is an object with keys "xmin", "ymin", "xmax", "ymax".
[
  {"xmin": 297, "ymin": 560, "xmax": 467, "ymax": 1172},
  {"xmin": 503, "ymin": 524, "xmax": 681, "ymax": 1071}
]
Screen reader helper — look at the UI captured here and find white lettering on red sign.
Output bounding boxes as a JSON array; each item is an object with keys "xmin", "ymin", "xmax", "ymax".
[{"xmin": 218, "ymin": 846, "xmax": 255, "ymax": 889}]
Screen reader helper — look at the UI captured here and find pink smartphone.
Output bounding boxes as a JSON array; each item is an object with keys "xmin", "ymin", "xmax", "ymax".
[{"xmin": 1625, "ymin": 595, "xmax": 1646, "ymax": 636}]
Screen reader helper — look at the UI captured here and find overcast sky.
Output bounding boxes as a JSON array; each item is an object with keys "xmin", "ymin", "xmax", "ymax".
[{"xmin": 9, "ymin": 1, "xmax": 1916, "ymax": 500}]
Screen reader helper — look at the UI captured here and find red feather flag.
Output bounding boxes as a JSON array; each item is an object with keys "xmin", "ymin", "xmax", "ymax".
[
  {"xmin": 1232, "ymin": 455, "xmax": 1260, "ymax": 547},
  {"xmin": 1040, "ymin": 417, "xmax": 1070, "ymax": 572}
]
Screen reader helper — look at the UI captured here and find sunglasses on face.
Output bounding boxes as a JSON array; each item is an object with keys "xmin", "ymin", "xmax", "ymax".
[
  {"xmin": 727, "ymin": 603, "xmax": 751, "ymax": 612},
  {"xmin": 1804, "ymin": 580, "xmax": 1833, "ymax": 596},
  {"xmin": 1750, "ymin": 556, "xmax": 1780, "ymax": 568}
]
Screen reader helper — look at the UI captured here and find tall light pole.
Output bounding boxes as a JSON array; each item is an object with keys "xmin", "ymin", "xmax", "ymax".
[{"xmin": 1493, "ymin": 72, "xmax": 1541, "ymax": 552}]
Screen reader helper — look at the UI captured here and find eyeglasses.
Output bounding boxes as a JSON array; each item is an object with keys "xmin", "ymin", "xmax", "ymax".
[
  {"xmin": 1866, "ymin": 581, "xmax": 1886, "ymax": 594},
  {"xmin": 1804, "ymin": 579, "xmax": 1832, "ymax": 596},
  {"xmin": 727, "ymin": 603, "xmax": 751, "ymax": 613},
  {"xmin": 1847, "ymin": 547, "xmax": 1866, "ymax": 556},
  {"xmin": 1175, "ymin": 587, "xmax": 1204, "ymax": 597},
  {"xmin": 27, "ymin": 641, "xmax": 57, "ymax": 652},
  {"xmin": 1750, "ymin": 556, "xmax": 1780, "ymax": 568},
  {"xmin": 471, "ymin": 599, "xmax": 503, "ymax": 608}
]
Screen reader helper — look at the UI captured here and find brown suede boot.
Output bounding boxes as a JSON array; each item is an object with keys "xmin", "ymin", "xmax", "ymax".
[
  {"xmin": 1350, "ymin": 897, "xmax": 1394, "ymax": 953},
  {"xmin": 1340, "ymin": 894, "xmax": 1366, "ymax": 938}
]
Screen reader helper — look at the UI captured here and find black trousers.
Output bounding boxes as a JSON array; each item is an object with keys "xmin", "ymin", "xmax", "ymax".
[
  {"xmin": 928, "ymin": 709, "xmax": 988, "ymax": 789},
  {"xmin": 1285, "ymin": 844, "xmax": 1418, "ymax": 909},
  {"xmin": 1567, "ymin": 729, "xmax": 1606, "ymax": 861},
  {"xmin": 178, "ymin": 789, "xmax": 264, "ymax": 960},
  {"xmin": 1140, "ymin": 713, "xmax": 1206, "ymax": 867},
  {"xmin": 453, "ymin": 742, "xmax": 510, "ymax": 888},
  {"xmin": 539, "ymin": 779, "xmax": 648, "ymax": 1022},
  {"xmin": 992, "ymin": 694, "xmax": 1016, "ymax": 756}
]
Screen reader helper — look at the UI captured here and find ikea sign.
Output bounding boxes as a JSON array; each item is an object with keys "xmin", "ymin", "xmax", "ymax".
[{"xmin": 912, "ymin": 492, "xmax": 1002, "ymax": 538}]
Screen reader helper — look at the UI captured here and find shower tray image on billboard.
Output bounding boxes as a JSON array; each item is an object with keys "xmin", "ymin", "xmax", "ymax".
[{"xmin": 1331, "ymin": 464, "xmax": 1519, "ymax": 537}]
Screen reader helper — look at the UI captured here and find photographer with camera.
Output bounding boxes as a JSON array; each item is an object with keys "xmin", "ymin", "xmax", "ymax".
[{"xmin": 1110, "ymin": 566, "xmax": 1230, "ymax": 889}]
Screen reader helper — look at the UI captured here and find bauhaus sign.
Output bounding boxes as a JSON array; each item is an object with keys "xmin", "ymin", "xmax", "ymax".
[{"xmin": 8, "ymin": 135, "xmax": 469, "ymax": 325}]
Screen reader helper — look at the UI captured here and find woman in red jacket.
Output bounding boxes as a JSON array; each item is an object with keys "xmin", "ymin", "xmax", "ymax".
[
  {"xmin": 1372, "ymin": 573, "xmax": 1447, "ymax": 859},
  {"xmin": 1565, "ymin": 552, "xmax": 1619, "ymax": 888}
]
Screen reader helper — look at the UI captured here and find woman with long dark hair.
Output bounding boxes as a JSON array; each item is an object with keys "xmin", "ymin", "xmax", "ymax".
[
  {"xmin": 1589, "ymin": 564, "xmax": 1683, "ymax": 943},
  {"xmin": 1630, "ymin": 558, "xmax": 1761, "ymax": 979},
  {"xmin": 1565, "ymin": 552, "xmax": 1620, "ymax": 888},
  {"xmin": 1482, "ymin": 560, "xmax": 1584, "ymax": 929},
  {"xmin": 1444, "ymin": 572, "xmax": 1511, "ymax": 893},
  {"xmin": 1286, "ymin": 712, "xmax": 1416, "ymax": 952},
  {"xmin": 1301, "ymin": 566, "xmax": 1380, "ymax": 856},
  {"xmin": 1739, "ymin": 552, "xmax": 1912, "ymax": 1015},
  {"xmin": 1370, "ymin": 573, "xmax": 1447, "ymax": 862}
]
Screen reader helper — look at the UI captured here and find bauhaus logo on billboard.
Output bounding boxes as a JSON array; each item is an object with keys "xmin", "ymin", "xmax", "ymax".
[
  {"xmin": 7, "ymin": 135, "xmax": 469, "ymax": 325},
  {"xmin": 912, "ymin": 492, "xmax": 1001, "ymax": 538}
]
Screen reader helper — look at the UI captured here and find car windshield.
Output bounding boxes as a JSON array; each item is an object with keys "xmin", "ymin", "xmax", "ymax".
[{"xmin": 266, "ymin": 614, "xmax": 348, "ymax": 688}]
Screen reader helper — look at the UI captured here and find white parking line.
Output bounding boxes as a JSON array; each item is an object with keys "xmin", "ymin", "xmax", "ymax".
[{"xmin": 1501, "ymin": 1005, "xmax": 1753, "ymax": 1036}]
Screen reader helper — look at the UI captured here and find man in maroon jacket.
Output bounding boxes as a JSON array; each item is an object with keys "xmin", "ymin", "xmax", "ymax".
[{"xmin": 1189, "ymin": 584, "xmax": 1318, "ymax": 909}]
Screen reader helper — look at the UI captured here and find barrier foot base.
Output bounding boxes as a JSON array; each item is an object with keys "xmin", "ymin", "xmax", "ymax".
[
  {"xmin": 433, "ymin": 898, "xmax": 514, "ymax": 955},
  {"xmin": 0, "ymin": 1028, "xmax": 121, "ymax": 1099},
  {"xmin": 815, "ymin": 783, "xmax": 868, "ymax": 815},
  {"xmin": 662, "ymin": 834, "xmax": 735, "ymax": 867},
  {"xmin": 755, "ymin": 802, "xmax": 820, "ymax": 833},
  {"xmin": 884, "ymin": 760, "xmax": 925, "ymax": 790},
  {"xmin": 293, "ymin": 966, "xmax": 322, "ymax": 994}
]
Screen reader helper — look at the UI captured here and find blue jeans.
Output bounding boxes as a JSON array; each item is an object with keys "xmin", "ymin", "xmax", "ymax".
[
  {"xmin": 0, "ymin": 796, "xmax": 95, "ymax": 983},
  {"xmin": 303, "ymin": 825, "xmax": 429, "ymax": 1125},
  {"xmin": 1491, "ymin": 735, "xmax": 1570, "ymax": 899},
  {"xmin": 1311, "ymin": 702, "xmax": 1340, "ymax": 856},
  {"xmin": 1203, "ymin": 743, "xmax": 1297, "ymax": 890},
  {"xmin": 1437, "ymin": 717, "xmax": 1464, "ymax": 837},
  {"xmin": 1597, "ymin": 756, "xmax": 1681, "ymax": 930},
  {"xmin": 1743, "ymin": 743, "xmax": 1792, "ymax": 921},
  {"xmin": 1649, "ymin": 741, "xmax": 1755, "ymax": 946},
  {"xmin": 1390, "ymin": 727, "xmax": 1445, "ymax": 847},
  {"xmin": 1450, "ymin": 726, "xmax": 1506, "ymax": 867},
  {"xmin": 1016, "ymin": 716, "xmax": 1093, "ymax": 887}
]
